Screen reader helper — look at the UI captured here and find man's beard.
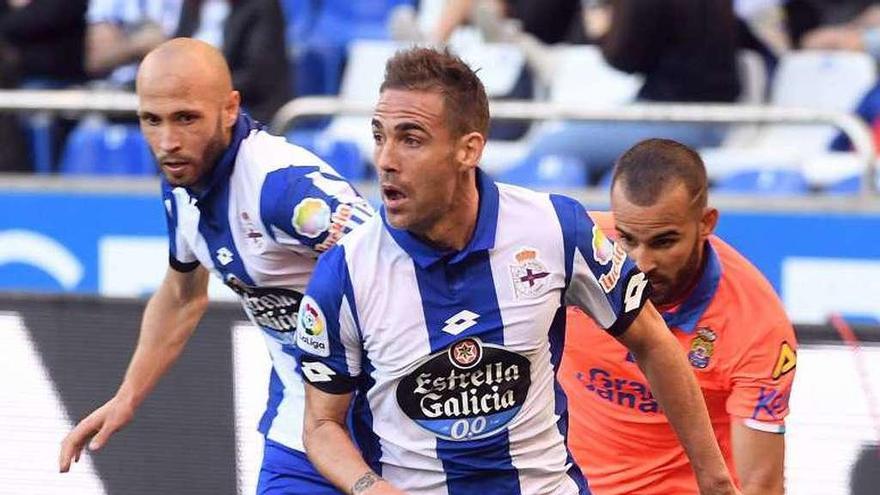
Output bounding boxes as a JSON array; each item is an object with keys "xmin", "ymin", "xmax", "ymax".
[{"xmin": 650, "ymin": 239, "xmax": 703, "ymax": 307}]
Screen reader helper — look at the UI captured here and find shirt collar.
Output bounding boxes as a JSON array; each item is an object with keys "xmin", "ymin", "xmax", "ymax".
[
  {"xmin": 662, "ymin": 240, "xmax": 722, "ymax": 333},
  {"xmin": 382, "ymin": 168, "xmax": 500, "ymax": 269},
  {"xmin": 180, "ymin": 112, "xmax": 260, "ymax": 200}
]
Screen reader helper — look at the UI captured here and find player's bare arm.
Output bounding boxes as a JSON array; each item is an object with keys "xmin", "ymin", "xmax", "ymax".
[
  {"xmin": 85, "ymin": 22, "xmax": 166, "ymax": 77},
  {"xmin": 302, "ymin": 384, "xmax": 406, "ymax": 495},
  {"xmin": 616, "ymin": 301, "xmax": 741, "ymax": 495},
  {"xmin": 731, "ymin": 421, "xmax": 785, "ymax": 494},
  {"xmin": 59, "ymin": 265, "xmax": 209, "ymax": 472}
]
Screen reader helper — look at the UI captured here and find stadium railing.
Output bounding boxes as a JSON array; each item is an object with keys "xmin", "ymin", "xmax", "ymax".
[
  {"xmin": 0, "ymin": 88, "xmax": 877, "ymax": 197},
  {"xmin": 270, "ymin": 96, "xmax": 879, "ymax": 197}
]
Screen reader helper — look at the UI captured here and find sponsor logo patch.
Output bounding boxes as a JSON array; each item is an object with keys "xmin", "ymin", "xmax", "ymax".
[
  {"xmin": 751, "ymin": 387, "xmax": 789, "ymax": 421},
  {"xmin": 771, "ymin": 341, "xmax": 797, "ymax": 380},
  {"xmin": 224, "ymin": 274, "xmax": 302, "ymax": 345},
  {"xmin": 397, "ymin": 338, "xmax": 531, "ymax": 441},
  {"xmin": 314, "ymin": 201, "xmax": 372, "ymax": 252},
  {"xmin": 598, "ymin": 242, "xmax": 627, "ymax": 293},
  {"xmin": 292, "ymin": 198, "xmax": 331, "ymax": 238},
  {"xmin": 592, "ymin": 225, "xmax": 615, "ymax": 265},
  {"xmin": 688, "ymin": 328, "xmax": 716, "ymax": 369},
  {"xmin": 296, "ymin": 296, "xmax": 330, "ymax": 357},
  {"xmin": 573, "ymin": 368, "xmax": 659, "ymax": 413},
  {"xmin": 509, "ymin": 248, "xmax": 551, "ymax": 299}
]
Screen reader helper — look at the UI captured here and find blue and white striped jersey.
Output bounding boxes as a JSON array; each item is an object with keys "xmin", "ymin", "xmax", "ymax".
[
  {"xmin": 294, "ymin": 170, "xmax": 649, "ymax": 495},
  {"xmin": 162, "ymin": 112, "xmax": 373, "ymax": 452}
]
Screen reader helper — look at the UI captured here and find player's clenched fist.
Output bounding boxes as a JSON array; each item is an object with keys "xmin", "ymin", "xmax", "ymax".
[{"xmin": 58, "ymin": 396, "xmax": 135, "ymax": 472}]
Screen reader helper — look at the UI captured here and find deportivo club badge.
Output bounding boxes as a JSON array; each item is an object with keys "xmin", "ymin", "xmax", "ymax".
[
  {"xmin": 240, "ymin": 211, "xmax": 266, "ymax": 250},
  {"xmin": 688, "ymin": 328, "xmax": 717, "ymax": 369},
  {"xmin": 510, "ymin": 248, "xmax": 550, "ymax": 299}
]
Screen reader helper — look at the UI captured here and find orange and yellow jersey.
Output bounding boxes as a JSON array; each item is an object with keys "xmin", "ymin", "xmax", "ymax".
[{"xmin": 559, "ymin": 212, "xmax": 798, "ymax": 495}]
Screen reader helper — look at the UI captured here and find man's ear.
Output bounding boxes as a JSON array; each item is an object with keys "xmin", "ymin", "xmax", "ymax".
[
  {"xmin": 456, "ymin": 131, "xmax": 486, "ymax": 172},
  {"xmin": 700, "ymin": 207, "xmax": 719, "ymax": 239},
  {"xmin": 224, "ymin": 90, "xmax": 241, "ymax": 128}
]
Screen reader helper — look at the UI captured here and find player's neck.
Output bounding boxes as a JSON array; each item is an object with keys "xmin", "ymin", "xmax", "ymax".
[{"xmin": 418, "ymin": 182, "xmax": 479, "ymax": 253}]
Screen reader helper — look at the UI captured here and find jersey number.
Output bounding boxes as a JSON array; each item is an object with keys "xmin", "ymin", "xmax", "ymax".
[{"xmin": 624, "ymin": 272, "xmax": 648, "ymax": 313}]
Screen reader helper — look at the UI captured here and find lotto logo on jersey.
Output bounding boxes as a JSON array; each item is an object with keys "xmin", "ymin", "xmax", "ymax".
[
  {"xmin": 396, "ymin": 338, "xmax": 531, "ymax": 441},
  {"xmin": 292, "ymin": 198, "xmax": 332, "ymax": 238},
  {"xmin": 296, "ymin": 296, "xmax": 329, "ymax": 357}
]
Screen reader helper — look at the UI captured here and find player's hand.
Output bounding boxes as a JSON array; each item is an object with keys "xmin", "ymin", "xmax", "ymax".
[{"xmin": 58, "ymin": 396, "xmax": 136, "ymax": 472}]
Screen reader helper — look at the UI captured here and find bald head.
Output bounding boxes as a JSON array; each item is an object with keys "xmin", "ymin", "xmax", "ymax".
[
  {"xmin": 137, "ymin": 37, "xmax": 233, "ymax": 100},
  {"xmin": 136, "ymin": 38, "xmax": 241, "ymax": 187}
]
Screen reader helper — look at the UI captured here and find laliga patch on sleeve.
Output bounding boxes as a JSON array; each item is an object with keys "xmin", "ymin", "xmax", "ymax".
[
  {"xmin": 296, "ymin": 295, "xmax": 330, "ymax": 357},
  {"xmin": 292, "ymin": 198, "xmax": 331, "ymax": 238},
  {"xmin": 592, "ymin": 225, "xmax": 614, "ymax": 265}
]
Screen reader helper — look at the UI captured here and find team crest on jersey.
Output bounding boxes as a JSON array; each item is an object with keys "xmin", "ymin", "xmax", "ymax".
[
  {"xmin": 292, "ymin": 198, "xmax": 331, "ymax": 238},
  {"xmin": 239, "ymin": 212, "xmax": 266, "ymax": 250},
  {"xmin": 688, "ymin": 328, "xmax": 717, "ymax": 369},
  {"xmin": 592, "ymin": 225, "xmax": 615, "ymax": 265},
  {"xmin": 397, "ymin": 338, "xmax": 531, "ymax": 441},
  {"xmin": 509, "ymin": 248, "xmax": 551, "ymax": 298},
  {"xmin": 224, "ymin": 274, "xmax": 302, "ymax": 345},
  {"xmin": 296, "ymin": 296, "xmax": 329, "ymax": 357}
]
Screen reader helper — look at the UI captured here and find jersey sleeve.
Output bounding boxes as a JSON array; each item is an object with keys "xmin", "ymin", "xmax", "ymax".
[
  {"xmin": 162, "ymin": 186, "xmax": 199, "ymax": 272},
  {"xmin": 260, "ymin": 166, "xmax": 374, "ymax": 255},
  {"xmin": 726, "ymin": 320, "xmax": 798, "ymax": 433},
  {"xmin": 293, "ymin": 245, "xmax": 363, "ymax": 394},
  {"xmin": 551, "ymin": 195, "xmax": 650, "ymax": 336}
]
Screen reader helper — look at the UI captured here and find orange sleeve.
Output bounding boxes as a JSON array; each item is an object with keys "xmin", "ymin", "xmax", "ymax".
[{"xmin": 725, "ymin": 319, "xmax": 798, "ymax": 433}]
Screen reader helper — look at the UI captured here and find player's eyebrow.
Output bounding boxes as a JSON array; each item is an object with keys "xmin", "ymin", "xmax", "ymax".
[
  {"xmin": 394, "ymin": 121, "xmax": 429, "ymax": 134},
  {"xmin": 649, "ymin": 229, "xmax": 680, "ymax": 242}
]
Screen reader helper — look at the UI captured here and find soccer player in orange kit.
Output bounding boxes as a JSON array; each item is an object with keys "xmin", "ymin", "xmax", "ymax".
[{"xmin": 560, "ymin": 139, "xmax": 797, "ymax": 495}]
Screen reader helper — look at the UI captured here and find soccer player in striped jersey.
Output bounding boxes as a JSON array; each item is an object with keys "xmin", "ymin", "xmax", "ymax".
[
  {"xmin": 293, "ymin": 47, "xmax": 740, "ymax": 495},
  {"xmin": 58, "ymin": 38, "xmax": 371, "ymax": 494},
  {"xmin": 560, "ymin": 139, "xmax": 797, "ymax": 494}
]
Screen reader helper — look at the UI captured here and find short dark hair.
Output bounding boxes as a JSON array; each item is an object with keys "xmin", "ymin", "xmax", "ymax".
[
  {"xmin": 380, "ymin": 46, "xmax": 490, "ymax": 138},
  {"xmin": 611, "ymin": 138, "xmax": 708, "ymax": 209}
]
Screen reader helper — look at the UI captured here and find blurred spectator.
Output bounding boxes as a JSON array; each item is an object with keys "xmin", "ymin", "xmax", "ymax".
[
  {"xmin": 525, "ymin": 0, "xmax": 740, "ymax": 182},
  {"xmin": 787, "ymin": 0, "xmax": 877, "ymax": 48},
  {"xmin": 0, "ymin": 0, "xmax": 88, "ymax": 84},
  {"xmin": 798, "ymin": 2, "xmax": 880, "ymax": 59},
  {"xmin": 85, "ymin": 0, "xmax": 288, "ymax": 121},
  {"xmin": 0, "ymin": 0, "xmax": 88, "ymax": 172},
  {"xmin": 432, "ymin": 0, "xmax": 585, "ymax": 44}
]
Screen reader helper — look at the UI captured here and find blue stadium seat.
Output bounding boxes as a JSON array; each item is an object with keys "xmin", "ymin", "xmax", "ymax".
[
  {"xmin": 499, "ymin": 154, "xmax": 588, "ymax": 189},
  {"xmin": 292, "ymin": 43, "xmax": 347, "ymax": 97},
  {"xmin": 823, "ymin": 173, "xmax": 880, "ymax": 195},
  {"xmin": 714, "ymin": 169, "xmax": 809, "ymax": 195},
  {"xmin": 287, "ymin": 130, "xmax": 369, "ymax": 181},
  {"xmin": 60, "ymin": 119, "xmax": 155, "ymax": 176},
  {"xmin": 310, "ymin": 0, "xmax": 416, "ymax": 44},
  {"xmin": 281, "ymin": 0, "xmax": 317, "ymax": 46}
]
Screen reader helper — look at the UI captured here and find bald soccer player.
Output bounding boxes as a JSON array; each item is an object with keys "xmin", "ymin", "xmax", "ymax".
[
  {"xmin": 560, "ymin": 139, "xmax": 797, "ymax": 495},
  {"xmin": 59, "ymin": 39, "xmax": 372, "ymax": 494}
]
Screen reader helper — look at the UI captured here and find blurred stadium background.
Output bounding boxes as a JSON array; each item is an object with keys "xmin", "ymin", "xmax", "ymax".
[{"xmin": 1, "ymin": 0, "xmax": 879, "ymax": 494}]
